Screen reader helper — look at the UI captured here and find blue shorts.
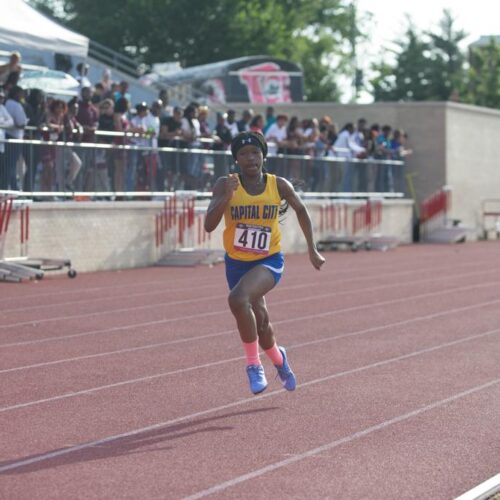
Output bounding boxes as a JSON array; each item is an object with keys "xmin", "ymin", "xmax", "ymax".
[{"xmin": 225, "ymin": 252, "xmax": 284, "ymax": 290}]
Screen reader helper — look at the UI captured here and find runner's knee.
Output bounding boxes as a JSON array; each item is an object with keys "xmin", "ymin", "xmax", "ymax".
[{"xmin": 228, "ymin": 288, "xmax": 250, "ymax": 312}]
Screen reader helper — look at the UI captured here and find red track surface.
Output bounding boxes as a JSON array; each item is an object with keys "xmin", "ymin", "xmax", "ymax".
[{"xmin": 1, "ymin": 243, "xmax": 499, "ymax": 499}]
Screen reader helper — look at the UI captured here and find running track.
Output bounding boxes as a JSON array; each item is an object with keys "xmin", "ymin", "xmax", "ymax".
[{"xmin": 0, "ymin": 243, "xmax": 499, "ymax": 499}]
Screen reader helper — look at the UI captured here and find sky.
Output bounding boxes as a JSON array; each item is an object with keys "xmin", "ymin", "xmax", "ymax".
[{"xmin": 347, "ymin": 0, "xmax": 500, "ymax": 102}]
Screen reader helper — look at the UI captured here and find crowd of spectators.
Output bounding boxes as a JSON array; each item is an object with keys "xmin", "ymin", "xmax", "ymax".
[{"xmin": 0, "ymin": 51, "xmax": 411, "ymax": 194}]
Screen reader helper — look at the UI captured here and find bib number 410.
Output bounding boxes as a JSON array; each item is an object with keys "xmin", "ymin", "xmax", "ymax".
[{"xmin": 234, "ymin": 224, "xmax": 271, "ymax": 255}]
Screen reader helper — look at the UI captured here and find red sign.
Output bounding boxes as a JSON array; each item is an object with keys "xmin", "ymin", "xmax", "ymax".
[{"xmin": 238, "ymin": 62, "xmax": 292, "ymax": 103}]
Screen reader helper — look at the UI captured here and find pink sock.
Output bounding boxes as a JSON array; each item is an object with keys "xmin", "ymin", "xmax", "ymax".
[
  {"xmin": 242, "ymin": 340, "xmax": 261, "ymax": 366},
  {"xmin": 264, "ymin": 343, "xmax": 283, "ymax": 367}
]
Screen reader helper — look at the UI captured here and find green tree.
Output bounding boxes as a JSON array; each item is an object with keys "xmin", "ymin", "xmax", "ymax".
[
  {"xmin": 30, "ymin": 0, "xmax": 359, "ymax": 102},
  {"xmin": 426, "ymin": 9, "xmax": 467, "ymax": 100},
  {"xmin": 462, "ymin": 40, "xmax": 500, "ymax": 109},
  {"xmin": 370, "ymin": 10, "xmax": 468, "ymax": 102},
  {"xmin": 370, "ymin": 22, "xmax": 433, "ymax": 101}
]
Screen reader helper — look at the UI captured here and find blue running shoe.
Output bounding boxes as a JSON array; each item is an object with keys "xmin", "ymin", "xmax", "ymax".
[
  {"xmin": 275, "ymin": 346, "xmax": 296, "ymax": 391},
  {"xmin": 246, "ymin": 364, "xmax": 268, "ymax": 394}
]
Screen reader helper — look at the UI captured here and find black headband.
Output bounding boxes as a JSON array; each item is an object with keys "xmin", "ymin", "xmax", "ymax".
[{"xmin": 231, "ymin": 131, "xmax": 268, "ymax": 160}]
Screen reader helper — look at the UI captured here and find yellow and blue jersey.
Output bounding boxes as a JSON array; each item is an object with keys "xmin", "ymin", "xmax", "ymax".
[{"xmin": 223, "ymin": 174, "xmax": 281, "ymax": 261}]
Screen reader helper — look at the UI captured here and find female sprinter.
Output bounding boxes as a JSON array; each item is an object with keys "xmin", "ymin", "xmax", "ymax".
[{"xmin": 204, "ymin": 131, "xmax": 325, "ymax": 394}]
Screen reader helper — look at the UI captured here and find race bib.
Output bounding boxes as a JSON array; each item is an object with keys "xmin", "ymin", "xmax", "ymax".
[{"xmin": 234, "ymin": 223, "xmax": 271, "ymax": 255}]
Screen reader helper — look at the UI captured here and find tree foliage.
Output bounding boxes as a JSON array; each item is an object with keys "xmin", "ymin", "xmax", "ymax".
[
  {"xmin": 462, "ymin": 40, "xmax": 500, "ymax": 109},
  {"xmin": 30, "ymin": 0, "xmax": 358, "ymax": 102},
  {"xmin": 369, "ymin": 9, "xmax": 499, "ymax": 109},
  {"xmin": 370, "ymin": 11, "xmax": 467, "ymax": 102}
]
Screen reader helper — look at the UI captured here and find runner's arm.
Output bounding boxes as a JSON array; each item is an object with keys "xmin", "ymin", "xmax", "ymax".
[
  {"xmin": 204, "ymin": 175, "xmax": 239, "ymax": 232},
  {"xmin": 277, "ymin": 177, "xmax": 325, "ymax": 270}
]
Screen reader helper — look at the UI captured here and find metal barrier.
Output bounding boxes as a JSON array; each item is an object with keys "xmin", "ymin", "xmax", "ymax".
[
  {"xmin": 316, "ymin": 198, "xmax": 396, "ymax": 252},
  {"xmin": 419, "ymin": 186, "xmax": 468, "ymax": 243},
  {"xmin": 481, "ymin": 199, "xmax": 500, "ymax": 239},
  {"xmin": 0, "ymin": 136, "xmax": 405, "ymax": 196},
  {"xmin": 0, "ymin": 190, "xmax": 76, "ymax": 281},
  {"xmin": 154, "ymin": 191, "xmax": 223, "ymax": 267}
]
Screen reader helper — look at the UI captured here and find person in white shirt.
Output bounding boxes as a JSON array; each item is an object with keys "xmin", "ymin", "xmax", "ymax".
[
  {"xmin": 75, "ymin": 62, "xmax": 92, "ymax": 90},
  {"xmin": 0, "ymin": 89, "xmax": 14, "ymax": 189},
  {"xmin": 333, "ymin": 123, "xmax": 365, "ymax": 192},
  {"xmin": 225, "ymin": 109, "xmax": 239, "ymax": 138},
  {"xmin": 264, "ymin": 114, "xmax": 289, "ymax": 176},
  {"xmin": 5, "ymin": 86, "xmax": 27, "ymax": 190}
]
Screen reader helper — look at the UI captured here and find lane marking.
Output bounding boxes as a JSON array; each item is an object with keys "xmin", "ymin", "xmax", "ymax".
[
  {"xmin": 1, "ymin": 253, "xmax": 485, "ymax": 306},
  {"xmin": 1, "ymin": 261, "xmax": 498, "ymax": 326},
  {"xmin": 2, "ymin": 297, "xmax": 500, "ymax": 410},
  {"xmin": 0, "ymin": 332, "xmax": 499, "ymax": 474},
  {"xmin": 185, "ymin": 378, "xmax": 500, "ymax": 499},
  {"xmin": 2, "ymin": 271, "xmax": 500, "ymax": 349},
  {"xmin": 455, "ymin": 473, "xmax": 500, "ymax": 500}
]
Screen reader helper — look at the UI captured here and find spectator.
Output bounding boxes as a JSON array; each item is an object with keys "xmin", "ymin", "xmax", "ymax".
[
  {"xmin": 114, "ymin": 81, "xmax": 131, "ymax": 103},
  {"xmin": 112, "ymin": 97, "xmax": 130, "ymax": 193},
  {"xmin": 285, "ymin": 116, "xmax": 304, "ymax": 179},
  {"xmin": 40, "ymin": 99, "xmax": 66, "ymax": 191},
  {"xmin": 128, "ymin": 102, "xmax": 150, "ymax": 191},
  {"xmin": 198, "ymin": 106, "xmax": 212, "ymax": 139},
  {"xmin": 389, "ymin": 129, "xmax": 412, "ymax": 193},
  {"xmin": 100, "ymin": 68, "xmax": 113, "ymax": 93},
  {"xmin": 23, "ymin": 88, "xmax": 47, "ymax": 191},
  {"xmin": 60, "ymin": 97, "xmax": 83, "ymax": 191},
  {"xmin": 212, "ymin": 112, "xmax": 232, "ymax": 180},
  {"xmin": 75, "ymin": 87, "xmax": 98, "ymax": 190},
  {"xmin": 0, "ymin": 88, "xmax": 14, "ymax": 189},
  {"xmin": 264, "ymin": 114, "xmax": 288, "ymax": 155},
  {"xmin": 180, "ymin": 104, "xmax": 203, "ymax": 189},
  {"xmin": 263, "ymin": 106, "xmax": 276, "ymax": 135},
  {"xmin": 95, "ymin": 98, "xmax": 115, "ymax": 192},
  {"xmin": 249, "ymin": 114, "xmax": 264, "ymax": 134},
  {"xmin": 91, "ymin": 82, "xmax": 105, "ymax": 105},
  {"xmin": 365, "ymin": 124, "xmax": 380, "ymax": 192},
  {"xmin": 333, "ymin": 122, "xmax": 365, "ymax": 192},
  {"xmin": 158, "ymin": 105, "xmax": 184, "ymax": 190},
  {"xmin": 5, "ymin": 85, "xmax": 27, "ymax": 190},
  {"xmin": 225, "ymin": 109, "xmax": 239, "ymax": 137},
  {"xmin": 375, "ymin": 124, "xmax": 393, "ymax": 191},
  {"xmin": 158, "ymin": 89, "xmax": 173, "ymax": 119},
  {"xmin": 237, "ymin": 109, "xmax": 253, "ymax": 132},
  {"xmin": 148, "ymin": 99, "xmax": 163, "ymax": 191},
  {"xmin": 352, "ymin": 118, "xmax": 368, "ymax": 190},
  {"xmin": 75, "ymin": 62, "xmax": 91, "ymax": 90},
  {"xmin": 0, "ymin": 52, "xmax": 21, "ymax": 86}
]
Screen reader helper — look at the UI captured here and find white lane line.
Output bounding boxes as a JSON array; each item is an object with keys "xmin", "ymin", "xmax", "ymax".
[
  {"xmin": 0, "ymin": 255, "xmax": 470, "ymax": 306},
  {"xmin": 0, "ymin": 259, "xmax": 491, "ymax": 315},
  {"xmin": 0, "ymin": 283, "xmax": 222, "ymax": 314},
  {"xmin": 2, "ymin": 280, "xmax": 500, "ymax": 372},
  {"xmin": 3, "ymin": 286, "xmax": 500, "ymax": 374},
  {"xmin": 184, "ymin": 377, "xmax": 500, "ymax": 499},
  {"xmin": 1, "ymin": 330, "xmax": 499, "ymax": 474},
  {"xmin": 2, "ymin": 296, "xmax": 500, "ymax": 411},
  {"xmin": 2, "ymin": 269, "xmax": 500, "ymax": 349},
  {"xmin": 455, "ymin": 473, "xmax": 500, "ymax": 500},
  {"xmin": 1, "ymin": 260, "xmax": 498, "ymax": 326}
]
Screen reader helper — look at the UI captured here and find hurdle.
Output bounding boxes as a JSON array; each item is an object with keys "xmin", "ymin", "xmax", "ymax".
[
  {"xmin": 419, "ymin": 186, "xmax": 468, "ymax": 243},
  {"xmin": 316, "ymin": 199, "xmax": 393, "ymax": 252},
  {"xmin": 0, "ymin": 192, "xmax": 42, "ymax": 281},
  {"xmin": 155, "ymin": 191, "xmax": 223, "ymax": 267},
  {"xmin": 480, "ymin": 199, "xmax": 500, "ymax": 240}
]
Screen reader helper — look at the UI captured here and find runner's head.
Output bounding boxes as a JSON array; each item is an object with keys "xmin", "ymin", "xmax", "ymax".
[{"xmin": 231, "ymin": 131, "xmax": 268, "ymax": 160}]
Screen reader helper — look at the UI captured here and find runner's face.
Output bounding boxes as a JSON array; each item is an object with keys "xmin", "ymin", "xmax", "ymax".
[{"xmin": 236, "ymin": 145, "xmax": 263, "ymax": 175}]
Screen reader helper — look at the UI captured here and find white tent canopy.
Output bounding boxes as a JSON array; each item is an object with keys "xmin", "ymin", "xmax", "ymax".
[{"xmin": 0, "ymin": 0, "xmax": 88, "ymax": 58}]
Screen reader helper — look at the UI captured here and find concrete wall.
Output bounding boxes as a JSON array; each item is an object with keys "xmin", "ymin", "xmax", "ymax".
[
  {"xmin": 3, "ymin": 199, "xmax": 413, "ymax": 274},
  {"xmin": 446, "ymin": 103, "xmax": 500, "ymax": 231}
]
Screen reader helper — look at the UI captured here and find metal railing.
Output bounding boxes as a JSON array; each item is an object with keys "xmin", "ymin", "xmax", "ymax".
[{"xmin": 0, "ymin": 136, "xmax": 406, "ymax": 197}]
